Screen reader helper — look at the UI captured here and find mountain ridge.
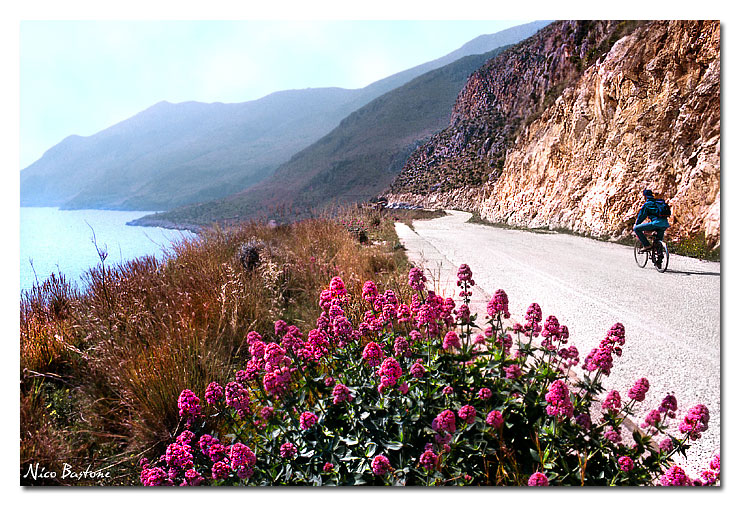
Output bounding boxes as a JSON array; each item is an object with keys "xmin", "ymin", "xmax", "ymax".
[
  {"xmin": 21, "ymin": 21, "xmax": 551, "ymax": 212},
  {"xmin": 130, "ymin": 45, "xmax": 513, "ymax": 228}
]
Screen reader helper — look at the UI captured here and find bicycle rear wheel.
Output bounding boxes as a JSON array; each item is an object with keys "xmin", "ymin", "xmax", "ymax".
[
  {"xmin": 634, "ymin": 239, "xmax": 648, "ymax": 268},
  {"xmin": 653, "ymin": 241, "xmax": 670, "ymax": 272}
]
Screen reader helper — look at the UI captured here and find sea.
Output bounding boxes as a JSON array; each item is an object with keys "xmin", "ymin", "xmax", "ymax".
[{"xmin": 20, "ymin": 207, "xmax": 195, "ymax": 294}]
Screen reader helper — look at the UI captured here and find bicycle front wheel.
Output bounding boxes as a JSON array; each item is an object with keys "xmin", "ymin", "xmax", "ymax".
[
  {"xmin": 653, "ymin": 241, "xmax": 670, "ymax": 273},
  {"xmin": 634, "ymin": 239, "xmax": 648, "ymax": 268}
]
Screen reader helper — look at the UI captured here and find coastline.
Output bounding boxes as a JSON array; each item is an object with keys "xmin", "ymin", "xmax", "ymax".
[{"xmin": 126, "ymin": 216, "xmax": 203, "ymax": 234}]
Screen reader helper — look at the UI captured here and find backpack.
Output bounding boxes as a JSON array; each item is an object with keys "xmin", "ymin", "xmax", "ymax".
[{"xmin": 654, "ymin": 198, "xmax": 671, "ymax": 218}]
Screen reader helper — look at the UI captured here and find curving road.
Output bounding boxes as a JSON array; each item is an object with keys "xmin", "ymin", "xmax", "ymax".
[{"xmin": 395, "ymin": 210, "xmax": 721, "ymax": 476}]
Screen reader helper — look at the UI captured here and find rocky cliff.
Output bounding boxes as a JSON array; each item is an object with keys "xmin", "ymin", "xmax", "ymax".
[{"xmin": 386, "ymin": 20, "xmax": 720, "ymax": 250}]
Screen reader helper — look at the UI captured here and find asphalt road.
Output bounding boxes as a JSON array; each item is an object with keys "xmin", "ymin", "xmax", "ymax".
[{"xmin": 395, "ymin": 210, "xmax": 721, "ymax": 476}]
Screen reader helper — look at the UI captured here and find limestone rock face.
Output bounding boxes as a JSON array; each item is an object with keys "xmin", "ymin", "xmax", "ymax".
[
  {"xmin": 389, "ymin": 21, "xmax": 636, "ymax": 196},
  {"xmin": 387, "ymin": 20, "xmax": 720, "ymax": 249},
  {"xmin": 479, "ymin": 20, "xmax": 720, "ymax": 247}
]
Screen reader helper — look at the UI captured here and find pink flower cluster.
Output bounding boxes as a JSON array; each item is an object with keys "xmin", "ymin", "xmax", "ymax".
[
  {"xmin": 362, "ymin": 341, "xmax": 384, "ymax": 367},
  {"xmin": 457, "ymin": 405, "xmax": 476, "ymax": 424},
  {"xmin": 204, "ymin": 382, "xmax": 224, "ymax": 405},
  {"xmin": 528, "ymin": 472, "xmax": 549, "ymax": 486},
  {"xmin": 641, "ymin": 409, "xmax": 661, "ymax": 429},
  {"xmin": 262, "ymin": 365, "xmax": 294, "ymax": 399},
  {"xmin": 409, "ymin": 360, "xmax": 426, "ymax": 379},
  {"xmin": 371, "ymin": 455, "xmax": 392, "ymax": 476},
  {"xmin": 525, "ymin": 302, "xmax": 542, "ymax": 324},
  {"xmin": 628, "ymin": 378, "xmax": 650, "ymax": 402},
  {"xmin": 414, "ymin": 294, "xmax": 448, "ymax": 335},
  {"xmin": 260, "ymin": 406, "xmax": 274, "ymax": 420},
  {"xmin": 177, "ymin": 389, "xmax": 202, "ymax": 425},
  {"xmin": 601, "ymin": 390, "xmax": 622, "ymax": 414},
  {"xmin": 541, "ymin": 315, "xmax": 561, "ymax": 349},
  {"xmin": 659, "ymin": 393, "xmax": 678, "ymax": 417},
  {"xmin": 378, "ymin": 357, "xmax": 403, "ymax": 391},
  {"xmin": 603, "ymin": 322, "xmax": 626, "ymax": 354},
  {"xmin": 211, "ymin": 461, "xmax": 229, "ymax": 480},
  {"xmin": 142, "ymin": 428, "xmax": 257, "ymax": 486},
  {"xmin": 299, "ymin": 411, "xmax": 318, "ymax": 431},
  {"xmin": 362, "ymin": 280, "xmax": 379, "ymax": 303},
  {"xmin": 486, "ymin": 410, "xmax": 503, "ymax": 429},
  {"xmin": 225, "ymin": 381, "xmax": 251, "ymax": 419},
  {"xmin": 280, "ymin": 442, "xmax": 297, "ymax": 459},
  {"xmin": 604, "ymin": 426, "xmax": 622, "ymax": 444},
  {"xmin": 710, "ymin": 452, "xmax": 720, "ymax": 472},
  {"xmin": 504, "ymin": 364, "xmax": 522, "ymax": 379},
  {"xmin": 408, "ymin": 267, "xmax": 427, "ymax": 292},
  {"xmin": 659, "ymin": 437, "xmax": 673, "ymax": 453},
  {"xmin": 455, "ymin": 304, "xmax": 471, "ymax": 324},
  {"xmin": 329, "ymin": 276, "xmax": 347, "ymax": 298},
  {"xmin": 618, "ymin": 456, "xmax": 634, "ymax": 472},
  {"xmin": 145, "ymin": 268, "xmax": 720, "ymax": 487},
  {"xmin": 393, "ymin": 336, "xmax": 411, "ymax": 357},
  {"xmin": 432, "ymin": 409, "xmax": 457, "ymax": 434},
  {"xmin": 419, "ymin": 449, "xmax": 438, "ymax": 470},
  {"xmin": 165, "ymin": 441, "xmax": 194, "ymax": 469},
  {"xmin": 583, "ymin": 323, "xmax": 625, "ymax": 376},
  {"xmin": 520, "ymin": 302, "xmax": 543, "ymax": 337},
  {"xmin": 487, "ymin": 289, "xmax": 510, "ymax": 319},
  {"xmin": 140, "ymin": 463, "xmax": 169, "ymax": 486},
  {"xmin": 207, "ymin": 442, "xmax": 228, "ymax": 462},
  {"xmin": 274, "ymin": 319, "xmax": 289, "ymax": 337},
  {"xmin": 442, "ymin": 331, "xmax": 461, "ymax": 351},
  {"xmin": 332, "ymin": 383, "xmax": 352, "ymax": 405},
  {"xmin": 557, "ymin": 346, "xmax": 579, "ymax": 368},
  {"xmin": 230, "ymin": 443, "xmax": 256, "ymax": 479},
  {"xmin": 678, "ymin": 404, "xmax": 710, "ymax": 440},
  {"xmin": 545, "ymin": 380, "xmax": 573, "ymax": 419},
  {"xmin": 660, "ymin": 465, "xmax": 691, "ymax": 486},
  {"xmin": 456, "ymin": 264, "xmax": 475, "ymax": 292}
]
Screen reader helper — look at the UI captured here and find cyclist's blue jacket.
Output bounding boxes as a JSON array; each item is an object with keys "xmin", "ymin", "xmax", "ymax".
[{"xmin": 635, "ymin": 197, "xmax": 670, "ymax": 228}]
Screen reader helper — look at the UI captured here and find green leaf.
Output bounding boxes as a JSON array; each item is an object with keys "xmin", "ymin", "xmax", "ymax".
[{"xmin": 385, "ymin": 441, "xmax": 403, "ymax": 451}]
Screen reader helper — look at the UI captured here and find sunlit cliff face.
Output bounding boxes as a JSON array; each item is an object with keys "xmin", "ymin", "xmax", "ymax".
[{"xmin": 388, "ymin": 21, "xmax": 721, "ymax": 249}]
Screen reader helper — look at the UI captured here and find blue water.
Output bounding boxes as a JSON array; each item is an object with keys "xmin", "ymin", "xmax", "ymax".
[{"xmin": 20, "ymin": 207, "xmax": 195, "ymax": 293}]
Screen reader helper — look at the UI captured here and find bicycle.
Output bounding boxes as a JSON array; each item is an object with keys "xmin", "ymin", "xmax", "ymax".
[{"xmin": 633, "ymin": 231, "xmax": 669, "ymax": 272}]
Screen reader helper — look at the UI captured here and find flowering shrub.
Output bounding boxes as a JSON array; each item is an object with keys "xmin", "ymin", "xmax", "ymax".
[{"xmin": 140, "ymin": 265, "xmax": 718, "ymax": 486}]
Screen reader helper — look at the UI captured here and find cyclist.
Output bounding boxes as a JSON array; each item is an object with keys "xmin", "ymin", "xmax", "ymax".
[{"xmin": 633, "ymin": 189, "xmax": 669, "ymax": 253}]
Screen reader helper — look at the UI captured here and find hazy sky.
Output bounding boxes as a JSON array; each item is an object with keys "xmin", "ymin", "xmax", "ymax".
[{"xmin": 19, "ymin": 19, "xmax": 531, "ymax": 168}]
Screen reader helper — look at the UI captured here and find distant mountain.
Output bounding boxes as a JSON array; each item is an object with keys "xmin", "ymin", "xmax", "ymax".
[
  {"xmin": 353, "ymin": 21, "xmax": 552, "ymax": 110},
  {"xmin": 21, "ymin": 90, "xmax": 358, "ymax": 210},
  {"xmin": 131, "ymin": 45, "xmax": 512, "ymax": 229},
  {"xmin": 20, "ymin": 20, "xmax": 551, "ymax": 212}
]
